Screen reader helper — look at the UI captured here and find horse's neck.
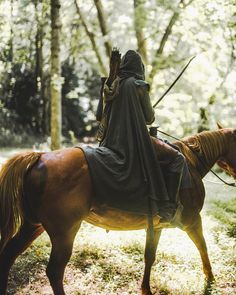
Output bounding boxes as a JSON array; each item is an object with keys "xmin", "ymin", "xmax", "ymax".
[{"xmin": 184, "ymin": 130, "xmax": 228, "ymax": 178}]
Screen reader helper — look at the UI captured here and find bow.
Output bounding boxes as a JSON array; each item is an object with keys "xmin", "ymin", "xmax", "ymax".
[{"xmin": 153, "ymin": 55, "xmax": 196, "ymax": 108}]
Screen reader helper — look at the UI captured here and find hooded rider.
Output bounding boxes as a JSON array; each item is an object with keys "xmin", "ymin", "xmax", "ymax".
[{"xmin": 84, "ymin": 50, "xmax": 190, "ymax": 225}]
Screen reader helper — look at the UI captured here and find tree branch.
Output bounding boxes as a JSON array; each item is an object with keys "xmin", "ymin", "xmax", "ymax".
[
  {"xmin": 149, "ymin": 0, "xmax": 194, "ymax": 83},
  {"xmin": 93, "ymin": 0, "xmax": 112, "ymax": 58},
  {"xmin": 74, "ymin": 0, "xmax": 107, "ymax": 75},
  {"xmin": 149, "ymin": 11, "xmax": 179, "ymax": 82},
  {"xmin": 134, "ymin": 0, "xmax": 148, "ymax": 64}
]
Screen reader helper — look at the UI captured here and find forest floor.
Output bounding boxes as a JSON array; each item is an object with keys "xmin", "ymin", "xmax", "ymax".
[{"xmin": 0, "ymin": 149, "xmax": 235, "ymax": 295}]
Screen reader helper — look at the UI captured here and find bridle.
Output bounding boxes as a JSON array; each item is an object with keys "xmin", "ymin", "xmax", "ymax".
[{"xmin": 157, "ymin": 129, "xmax": 236, "ymax": 187}]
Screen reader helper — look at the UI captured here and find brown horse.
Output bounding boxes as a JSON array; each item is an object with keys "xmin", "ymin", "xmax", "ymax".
[{"xmin": 0, "ymin": 128, "xmax": 236, "ymax": 295}]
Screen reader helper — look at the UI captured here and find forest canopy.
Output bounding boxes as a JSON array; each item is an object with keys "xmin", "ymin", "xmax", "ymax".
[{"xmin": 0, "ymin": 0, "xmax": 235, "ymax": 147}]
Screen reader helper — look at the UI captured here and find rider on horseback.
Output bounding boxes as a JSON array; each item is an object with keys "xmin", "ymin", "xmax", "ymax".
[{"xmin": 84, "ymin": 50, "xmax": 191, "ymax": 225}]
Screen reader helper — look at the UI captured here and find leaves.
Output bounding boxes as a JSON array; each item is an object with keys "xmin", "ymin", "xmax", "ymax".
[{"xmin": 0, "ymin": 0, "xmax": 235, "ymax": 144}]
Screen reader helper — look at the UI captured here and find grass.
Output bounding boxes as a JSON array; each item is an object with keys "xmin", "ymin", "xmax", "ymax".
[
  {"xmin": 208, "ymin": 198, "xmax": 236, "ymax": 238},
  {"xmin": 1, "ymin": 150, "xmax": 235, "ymax": 295}
]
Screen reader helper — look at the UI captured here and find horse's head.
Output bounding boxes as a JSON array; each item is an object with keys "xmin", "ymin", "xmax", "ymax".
[{"xmin": 217, "ymin": 128, "xmax": 236, "ymax": 179}]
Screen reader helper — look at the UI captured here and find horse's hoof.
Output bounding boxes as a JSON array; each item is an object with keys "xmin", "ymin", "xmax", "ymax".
[
  {"xmin": 141, "ymin": 288, "xmax": 153, "ymax": 295},
  {"xmin": 204, "ymin": 276, "xmax": 215, "ymax": 295}
]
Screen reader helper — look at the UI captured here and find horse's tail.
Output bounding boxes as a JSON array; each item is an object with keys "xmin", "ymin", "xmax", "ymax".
[{"xmin": 0, "ymin": 152, "xmax": 42, "ymax": 253}]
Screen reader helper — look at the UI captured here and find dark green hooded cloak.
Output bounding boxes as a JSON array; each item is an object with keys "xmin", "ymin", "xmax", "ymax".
[{"xmin": 82, "ymin": 50, "xmax": 169, "ymax": 215}]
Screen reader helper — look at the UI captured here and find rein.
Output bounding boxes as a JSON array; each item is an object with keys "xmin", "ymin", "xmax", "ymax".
[{"xmin": 157, "ymin": 129, "xmax": 236, "ymax": 187}]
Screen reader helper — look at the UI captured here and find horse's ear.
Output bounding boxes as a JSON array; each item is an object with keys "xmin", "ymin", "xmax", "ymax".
[{"xmin": 217, "ymin": 122, "xmax": 224, "ymax": 129}]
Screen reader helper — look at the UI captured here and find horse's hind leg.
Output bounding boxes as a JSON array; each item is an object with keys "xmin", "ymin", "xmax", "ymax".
[
  {"xmin": 141, "ymin": 229, "xmax": 162, "ymax": 295},
  {"xmin": 0, "ymin": 221, "xmax": 44, "ymax": 295},
  {"xmin": 46, "ymin": 221, "xmax": 81, "ymax": 295},
  {"xmin": 186, "ymin": 215, "xmax": 214, "ymax": 282}
]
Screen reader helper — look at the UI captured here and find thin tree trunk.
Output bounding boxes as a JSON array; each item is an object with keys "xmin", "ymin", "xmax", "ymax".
[
  {"xmin": 34, "ymin": 0, "xmax": 45, "ymax": 134},
  {"xmin": 134, "ymin": 0, "xmax": 148, "ymax": 64},
  {"xmin": 74, "ymin": 0, "xmax": 107, "ymax": 76},
  {"xmin": 7, "ymin": 0, "xmax": 14, "ymax": 108},
  {"xmin": 93, "ymin": 0, "xmax": 112, "ymax": 58},
  {"xmin": 50, "ymin": 0, "xmax": 62, "ymax": 150},
  {"xmin": 9, "ymin": 0, "xmax": 14, "ymax": 64}
]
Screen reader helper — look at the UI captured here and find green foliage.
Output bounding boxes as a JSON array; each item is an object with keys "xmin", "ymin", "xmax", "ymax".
[
  {"xmin": 62, "ymin": 61, "xmax": 101, "ymax": 139},
  {"xmin": 0, "ymin": 60, "xmax": 101, "ymax": 145},
  {"xmin": 0, "ymin": 63, "xmax": 41, "ymax": 137},
  {"xmin": 62, "ymin": 61, "xmax": 86, "ymax": 138},
  {"xmin": 0, "ymin": 0, "xmax": 235, "ymax": 145}
]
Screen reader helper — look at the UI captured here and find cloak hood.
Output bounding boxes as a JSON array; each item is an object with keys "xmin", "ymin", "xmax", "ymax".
[{"xmin": 119, "ymin": 50, "xmax": 145, "ymax": 80}]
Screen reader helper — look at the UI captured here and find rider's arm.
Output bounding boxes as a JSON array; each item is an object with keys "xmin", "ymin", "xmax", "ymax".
[{"xmin": 135, "ymin": 80, "xmax": 155, "ymax": 125}]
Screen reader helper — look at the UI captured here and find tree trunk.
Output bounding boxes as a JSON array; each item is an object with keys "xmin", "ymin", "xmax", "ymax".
[
  {"xmin": 9, "ymin": 0, "xmax": 14, "ymax": 64},
  {"xmin": 50, "ymin": 0, "xmax": 62, "ymax": 150},
  {"xmin": 34, "ymin": 0, "xmax": 45, "ymax": 134},
  {"xmin": 6, "ymin": 0, "xmax": 14, "ymax": 108},
  {"xmin": 134, "ymin": 0, "xmax": 148, "ymax": 65},
  {"xmin": 93, "ymin": 0, "xmax": 112, "ymax": 58},
  {"xmin": 74, "ymin": 0, "xmax": 107, "ymax": 76},
  {"xmin": 148, "ymin": 11, "xmax": 179, "ymax": 83}
]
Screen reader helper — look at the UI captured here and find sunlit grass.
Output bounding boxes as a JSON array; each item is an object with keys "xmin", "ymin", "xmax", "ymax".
[
  {"xmin": 8, "ymin": 206, "xmax": 235, "ymax": 295},
  {"xmin": 208, "ymin": 198, "xmax": 236, "ymax": 238}
]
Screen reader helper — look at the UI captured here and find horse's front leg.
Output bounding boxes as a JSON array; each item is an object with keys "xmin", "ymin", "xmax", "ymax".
[
  {"xmin": 141, "ymin": 228, "xmax": 162, "ymax": 295},
  {"xmin": 186, "ymin": 215, "xmax": 214, "ymax": 282}
]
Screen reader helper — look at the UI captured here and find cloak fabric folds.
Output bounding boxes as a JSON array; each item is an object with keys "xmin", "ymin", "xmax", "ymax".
[{"xmin": 82, "ymin": 50, "xmax": 169, "ymax": 216}]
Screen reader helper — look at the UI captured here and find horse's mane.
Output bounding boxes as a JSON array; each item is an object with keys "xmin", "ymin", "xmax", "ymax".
[{"xmin": 175, "ymin": 130, "xmax": 228, "ymax": 171}]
